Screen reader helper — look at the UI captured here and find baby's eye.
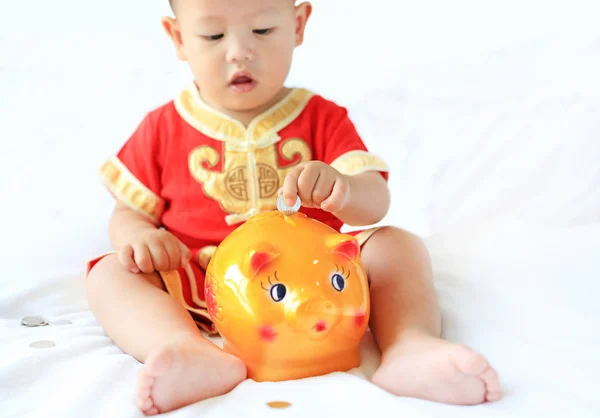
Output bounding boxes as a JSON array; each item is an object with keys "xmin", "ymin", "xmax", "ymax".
[
  {"xmin": 270, "ymin": 283, "xmax": 287, "ymax": 302},
  {"xmin": 331, "ymin": 273, "xmax": 345, "ymax": 292},
  {"xmin": 204, "ymin": 34, "xmax": 224, "ymax": 41},
  {"xmin": 253, "ymin": 28, "xmax": 273, "ymax": 35}
]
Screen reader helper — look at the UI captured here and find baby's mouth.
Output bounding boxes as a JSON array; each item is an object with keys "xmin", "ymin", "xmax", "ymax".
[
  {"xmin": 231, "ymin": 75, "xmax": 254, "ymax": 85},
  {"xmin": 229, "ymin": 72, "xmax": 257, "ymax": 93}
]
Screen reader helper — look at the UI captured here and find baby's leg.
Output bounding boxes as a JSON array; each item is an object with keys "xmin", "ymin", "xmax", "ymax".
[
  {"xmin": 362, "ymin": 227, "xmax": 502, "ymax": 405},
  {"xmin": 86, "ymin": 255, "xmax": 246, "ymax": 416}
]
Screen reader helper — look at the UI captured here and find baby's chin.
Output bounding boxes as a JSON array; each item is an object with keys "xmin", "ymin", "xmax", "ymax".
[{"xmin": 220, "ymin": 89, "xmax": 289, "ymax": 114}]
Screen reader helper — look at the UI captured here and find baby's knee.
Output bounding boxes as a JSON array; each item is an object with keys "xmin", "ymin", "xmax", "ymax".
[
  {"xmin": 85, "ymin": 254, "xmax": 165, "ymax": 300},
  {"xmin": 366, "ymin": 226, "xmax": 426, "ymax": 252},
  {"xmin": 377, "ymin": 225, "xmax": 420, "ymax": 241},
  {"xmin": 360, "ymin": 226, "xmax": 429, "ymax": 273},
  {"xmin": 85, "ymin": 254, "xmax": 121, "ymax": 297}
]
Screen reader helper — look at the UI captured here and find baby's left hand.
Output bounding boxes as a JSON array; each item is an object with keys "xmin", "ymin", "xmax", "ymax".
[{"xmin": 280, "ymin": 161, "xmax": 350, "ymax": 213}]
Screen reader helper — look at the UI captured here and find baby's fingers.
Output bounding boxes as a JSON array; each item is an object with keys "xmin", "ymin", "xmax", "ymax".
[
  {"xmin": 178, "ymin": 242, "xmax": 193, "ymax": 268},
  {"xmin": 133, "ymin": 244, "xmax": 155, "ymax": 274},
  {"xmin": 162, "ymin": 238, "xmax": 181, "ymax": 271},
  {"xmin": 148, "ymin": 243, "xmax": 170, "ymax": 272},
  {"xmin": 282, "ymin": 164, "xmax": 304, "ymax": 206},
  {"xmin": 118, "ymin": 245, "xmax": 139, "ymax": 274},
  {"xmin": 321, "ymin": 178, "xmax": 349, "ymax": 213}
]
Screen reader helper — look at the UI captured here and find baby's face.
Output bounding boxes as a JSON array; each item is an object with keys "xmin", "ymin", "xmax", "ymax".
[{"xmin": 166, "ymin": 0, "xmax": 310, "ymax": 115}]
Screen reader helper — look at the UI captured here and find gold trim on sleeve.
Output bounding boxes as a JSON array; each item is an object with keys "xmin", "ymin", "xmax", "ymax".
[
  {"xmin": 99, "ymin": 157, "xmax": 165, "ymax": 222},
  {"xmin": 330, "ymin": 150, "xmax": 389, "ymax": 176}
]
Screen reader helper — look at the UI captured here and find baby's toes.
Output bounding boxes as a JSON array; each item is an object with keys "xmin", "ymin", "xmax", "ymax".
[
  {"xmin": 481, "ymin": 366, "xmax": 502, "ymax": 401},
  {"xmin": 136, "ymin": 371, "xmax": 159, "ymax": 414},
  {"xmin": 143, "ymin": 406, "xmax": 161, "ymax": 416}
]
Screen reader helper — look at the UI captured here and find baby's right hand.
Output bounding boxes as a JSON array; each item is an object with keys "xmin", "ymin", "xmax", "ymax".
[{"xmin": 118, "ymin": 229, "xmax": 193, "ymax": 274}]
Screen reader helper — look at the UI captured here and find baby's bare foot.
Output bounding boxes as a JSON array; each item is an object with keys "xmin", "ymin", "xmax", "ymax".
[
  {"xmin": 372, "ymin": 330, "xmax": 502, "ymax": 405},
  {"xmin": 135, "ymin": 335, "xmax": 246, "ymax": 415}
]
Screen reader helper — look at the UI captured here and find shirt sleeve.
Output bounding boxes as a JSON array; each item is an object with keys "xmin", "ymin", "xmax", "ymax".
[
  {"xmin": 319, "ymin": 105, "xmax": 389, "ymax": 181},
  {"xmin": 99, "ymin": 113, "xmax": 165, "ymax": 223}
]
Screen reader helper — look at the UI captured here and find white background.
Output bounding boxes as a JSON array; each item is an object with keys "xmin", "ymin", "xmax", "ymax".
[{"xmin": 1, "ymin": 0, "xmax": 599, "ymax": 283}]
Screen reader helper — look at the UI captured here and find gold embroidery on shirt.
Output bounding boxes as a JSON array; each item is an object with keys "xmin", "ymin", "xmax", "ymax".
[
  {"xmin": 180, "ymin": 84, "xmax": 315, "ymax": 225},
  {"xmin": 280, "ymin": 137, "xmax": 312, "ymax": 166},
  {"xmin": 188, "ymin": 139, "xmax": 312, "ymax": 221}
]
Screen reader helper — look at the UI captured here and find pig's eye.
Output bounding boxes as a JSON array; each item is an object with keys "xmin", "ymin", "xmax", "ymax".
[
  {"xmin": 270, "ymin": 284, "xmax": 287, "ymax": 302},
  {"xmin": 331, "ymin": 273, "xmax": 345, "ymax": 292},
  {"xmin": 261, "ymin": 273, "xmax": 286, "ymax": 302}
]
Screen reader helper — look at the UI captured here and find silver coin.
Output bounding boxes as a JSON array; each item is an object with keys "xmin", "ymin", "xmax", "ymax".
[
  {"xmin": 21, "ymin": 316, "xmax": 49, "ymax": 327},
  {"xmin": 276, "ymin": 195, "xmax": 301, "ymax": 216},
  {"xmin": 29, "ymin": 340, "xmax": 56, "ymax": 349}
]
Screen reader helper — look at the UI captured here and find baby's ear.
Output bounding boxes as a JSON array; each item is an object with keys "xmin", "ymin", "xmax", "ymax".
[
  {"xmin": 161, "ymin": 16, "xmax": 187, "ymax": 61},
  {"xmin": 294, "ymin": 2, "xmax": 313, "ymax": 47},
  {"xmin": 325, "ymin": 234, "xmax": 360, "ymax": 261},
  {"xmin": 242, "ymin": 244, "xmax": 280, "ymax": 279}
]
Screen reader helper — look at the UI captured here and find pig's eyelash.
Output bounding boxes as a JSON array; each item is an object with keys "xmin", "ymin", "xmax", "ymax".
[
  {"xmin": 335, "ymin": 264, "xmax": 348, "ymax": 276},
  {"xmin": 261, "ymin": 272, "xmax": 280, "ymax": 291}
]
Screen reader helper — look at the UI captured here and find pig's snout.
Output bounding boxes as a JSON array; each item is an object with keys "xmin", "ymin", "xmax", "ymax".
[{"xmin": 295, "ymin": 298, "xmax": 340, "ymax": 336}]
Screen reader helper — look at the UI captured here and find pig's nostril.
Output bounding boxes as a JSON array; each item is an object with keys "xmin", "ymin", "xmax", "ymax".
[{"xmin": 314, "ymin": 321, "xmax": 327, "ymax": 332}]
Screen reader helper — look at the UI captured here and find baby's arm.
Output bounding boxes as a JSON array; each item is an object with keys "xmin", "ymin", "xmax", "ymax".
[
  {"xmin": 334, "ymin": 171, "xmax": 390, "ymax": 226},
  {"xmin": 109, "ymin": 202, "xmax": 192, "ymax": 274},
  {"xmin": 280, "ymin": 100, "xmax": 391, "ymax": 227},
  {"xmin": 281, "ymin": 162, "xmax": 390, "ymax": 227}
]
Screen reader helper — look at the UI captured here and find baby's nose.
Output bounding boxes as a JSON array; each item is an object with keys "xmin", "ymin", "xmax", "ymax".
[{"xmin": 226, "ymin": 39, "xmax": 254, "ymax": 63}]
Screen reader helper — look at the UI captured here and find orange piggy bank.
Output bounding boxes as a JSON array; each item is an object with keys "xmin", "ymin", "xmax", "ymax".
[{"xmin": 204, "ymin": 210, "xmax": 370, "ymax": 382}]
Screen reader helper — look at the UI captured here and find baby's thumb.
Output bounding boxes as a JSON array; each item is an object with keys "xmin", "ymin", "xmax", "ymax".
[{"xmin": 118, "ymin": 244, "xmax": 139, "ymax": 273}]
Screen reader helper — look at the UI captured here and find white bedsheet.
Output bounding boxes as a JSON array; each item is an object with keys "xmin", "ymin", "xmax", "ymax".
[{"xmin": 2, "ymin": 221, "xmax": 599, "ymax": 418}]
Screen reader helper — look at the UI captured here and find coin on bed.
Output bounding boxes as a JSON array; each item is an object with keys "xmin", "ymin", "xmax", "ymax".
[
  {"xmin": 30, "ymin": 340, "xmax": 56, "ymax": 349},
  {"xmin": 267, "ymin": 401, "xmax": 292, "ymax": 409},
  {"xmin": 276, "ymin": 195, "xmax": 301, "ymax": 216},
  {"xmin": 21, "ymin": 316, "xmax": 49, "ymax": 327}
]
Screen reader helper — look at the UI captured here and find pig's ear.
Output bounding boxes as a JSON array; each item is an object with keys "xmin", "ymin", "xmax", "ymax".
[
  {"xmin": 325, "ymin": 234, "xmax": 360, "ymax": 261},
  {"xmin": 243, "ymin": 244, "xmax": 279, "ymax": 279}
]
